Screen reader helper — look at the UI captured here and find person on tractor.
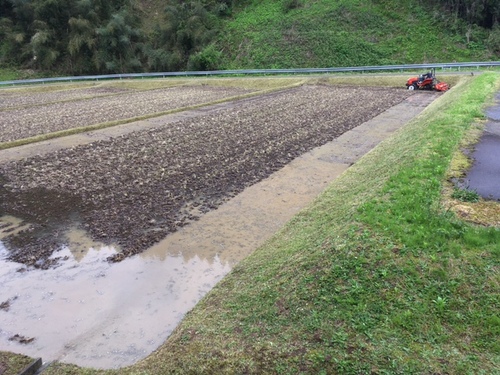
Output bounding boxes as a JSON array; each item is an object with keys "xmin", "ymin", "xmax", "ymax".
[
  {"xmin": 406, "ymin": 70, "xmax": 448, "ymax": 91},
  {"xmin": 418, "ymin": 71, "xmax": 433, "ymax": 83}
]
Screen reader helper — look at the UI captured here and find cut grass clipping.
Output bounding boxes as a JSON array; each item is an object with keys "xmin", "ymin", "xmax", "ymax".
[{"xmin": 40, "ymin": 73, "xmax": 500, "ymax": 375}]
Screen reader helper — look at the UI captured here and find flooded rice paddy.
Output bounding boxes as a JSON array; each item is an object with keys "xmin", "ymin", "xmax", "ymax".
[
  {"xmin": 0, "ymin": 228, "xmax": 232, "ymax": 368},
  {"xmin": 459, "ymin": 92, "xmax": 500, "ymax": 200},
  {"xmin": 0, "ymin": 83, "xmax": 437, "ymax": 369}
]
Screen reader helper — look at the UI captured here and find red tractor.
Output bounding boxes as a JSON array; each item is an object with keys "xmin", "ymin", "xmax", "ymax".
[{"xmin": 406, "ymin": 71, "xmax": 449, "ymax": 92}]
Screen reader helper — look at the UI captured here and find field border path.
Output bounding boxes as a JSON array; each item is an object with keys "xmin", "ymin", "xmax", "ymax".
[{"xmin": 132, "ymin": 92, "xmax": 439, "ymax": 268}]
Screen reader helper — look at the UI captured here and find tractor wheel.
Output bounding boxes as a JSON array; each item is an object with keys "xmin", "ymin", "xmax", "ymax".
[{"xmin": 408, "ymin": 84, "xmax": 417, "ymax": 91}]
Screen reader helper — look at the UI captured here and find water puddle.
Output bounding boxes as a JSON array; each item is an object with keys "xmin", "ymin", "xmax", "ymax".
[
  {"xmin": 0, "ymin": 224, "xmax": 232, "ymax": 368},
  {"xmin": 0, "ymin": 155, "xmax": 339, "ymax": 368},
  {"xmin": 1, "ymin": 148, "xmax": 345, "ymax": 368},
  {"xmin": 0, "ymin": 93, "xmax": 435, "ymax": 369},
  {"xmin": 0, "ymin": 215, "xmax": 31, "ymax": 238},
  {"xmin": 458, "ymin": 93, "xmax": 500, "ymax": 200},
  {"xmin": 485, "ymin": 92, "xmax": 500, "ymax": 121}
]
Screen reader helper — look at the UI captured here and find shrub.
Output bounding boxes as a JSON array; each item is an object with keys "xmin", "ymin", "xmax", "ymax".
[
  {"xmin": 187, "ymin": 44, "xmax": 223, "ymax": 71},
  {"xmin": 487, "ymin": 27, "xmax": 500, "ymax": 54}
]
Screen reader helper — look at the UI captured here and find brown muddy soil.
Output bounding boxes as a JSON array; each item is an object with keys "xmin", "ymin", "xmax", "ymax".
[
  {"xmin": 0, "ymin": 85, "xmax": 131, "ymax": 110},
  {"xmin": 0, "ymin": 85, "xmax": 253, "ymax": 142},
  {"xmin": 0, "ymin": 84, "xmax": 412, "ymax": 268}
]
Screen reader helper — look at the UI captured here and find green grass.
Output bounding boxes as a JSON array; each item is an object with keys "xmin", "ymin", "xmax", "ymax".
[
  {"xmin": 451, "ymin": 187, "xmax": 480, "ymax": 202},
  {"xmin": 0, "ymin": 68, "xmax": 24, "ymax": 81},
  {"xmin": 0, "ymin": 67, "xmax": 53, "ymax": 81},
  {"xmin": 0, "ymin": 352, "xmax": 37, "ymax": 375},
  {"xmin": 216, "ymin": 0, "xmax": 493, "ymax": 69},
  {"xmin": 37, "ymin": 73, "xmax": 500, "ymax": 374}
]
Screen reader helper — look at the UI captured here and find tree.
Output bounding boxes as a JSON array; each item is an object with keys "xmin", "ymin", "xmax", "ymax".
[
  {"xmin": 94, "ymin": 6, "xmax": 145, "ymax": 72},
  {"xmin": 429, "ymin": 0, "xmax": 500, "ymax": 29},
  {"xmin": 487, "ymin": 26, "xmax": 500, "ymax": 53},
  {"xmin": 68, "ymin": 16, "xmax": 96, "ymax": 73},
  {"xmin": 151, "ymin": 1, "xmax": 218, "ymax": 71},
  {"xmin": 0, "ymin": 0, "xmax": 34, "ymax": 65},
  {"xmin": 25, "ymin": 0, "xmax": 79, "ymax": 69},
  {"xmin": 10, "ymin": 0, "xmax": 35, "ymax": 32}
]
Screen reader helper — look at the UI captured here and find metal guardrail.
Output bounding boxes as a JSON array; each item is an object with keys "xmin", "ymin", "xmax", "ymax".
[{"xmin": 1, "ymin": 61, "xmax": 499, "ymax": 86}]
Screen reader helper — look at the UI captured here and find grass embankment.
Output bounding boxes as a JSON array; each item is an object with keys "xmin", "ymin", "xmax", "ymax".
[
  {"xmin": 0, "ymin": 68, "xmax": 38, "ymax": 81},
  {"xmin": 0, "ymin": 67, "xmax": 50, "ymax": 81},
  {"xmin": 0, "ymin": 352, "xmax": 36, "ymax": 375},
  {"xmin": 41, "ymin": 74, "xmax": 500, "ymax": 374},
  {"xmin": 218, "ymin": 0, "xmax": 492, "ymax": 69},
  {"xmin": 0, "ymin": 68, "xmax": 20, "ymax": 81}
]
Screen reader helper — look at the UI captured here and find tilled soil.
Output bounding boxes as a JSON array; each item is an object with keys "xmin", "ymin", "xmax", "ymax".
[
  {"xmin": 0, "ymin": 84, "xmax": 412, "ymax": 267},
  {"xmin": 0, "ymin": 86, "xmax": 131, "ymax": 109},
  {"xmin": 0, "ymin": 85, "xmax": 253, "ymax": 142}
]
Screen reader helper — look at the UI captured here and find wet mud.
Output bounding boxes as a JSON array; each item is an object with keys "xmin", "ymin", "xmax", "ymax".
[
  {"xmin": 0, "ymin": 188, "xmax": 89, "ymax": 269},
  {"xmin": 459, "ymin": 92, "xmax": 500, "ymax": 200},
  {"xmin": 0, "ymin": 85, "xmax": 438, "ymax": 368},
  {"xmin": 0, "ymin": 85, "xmax": 413, "ymax": 268},
  {"xmin": 0, "ymin": 242, "xmax": 232, "ymax": 368}
]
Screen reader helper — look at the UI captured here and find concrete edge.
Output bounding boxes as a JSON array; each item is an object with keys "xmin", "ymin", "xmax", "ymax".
[{"xmin": 17, "ymin": 358, "xmax": 42, "ymax": 375}]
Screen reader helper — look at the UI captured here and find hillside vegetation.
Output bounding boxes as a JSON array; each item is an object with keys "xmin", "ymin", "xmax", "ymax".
[
  {"xmin": 216, "ymin": 0, "xmax": 498, "ymax": 69},
  {"xmin": 0, "ymin": 0, "xmax": 499, "ymax": 78}
]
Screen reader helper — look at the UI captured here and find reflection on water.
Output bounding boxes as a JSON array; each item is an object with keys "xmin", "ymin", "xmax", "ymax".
[
  {"xmin": 485, "ymin": 93, "xmax": 500, "ymax": 121},
  {"xmin": 0, "ymin": 187, "xmax": 104, "ymax": 268},
  {"xmin": 0, "ymin": 233, "xmax": 231, "ymax": 368},
  {"xmin": 0, "ymin": 152, "xmax": 336, "ymax": 369},
  {"xmin": 63, "ymin": 226, "xmax": 112, "ymax": 261},
  {"xmin": 0, "ymin": 215, "xmax": 31, "ymax": 239},
  {"xmin": 459, "ymin": 96, "xmax": 500, "ymax": 200}
]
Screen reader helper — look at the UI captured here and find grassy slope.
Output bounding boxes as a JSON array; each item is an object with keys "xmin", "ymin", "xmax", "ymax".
[
  {"xmin": 0, "ymin": 68, "xmax": 35, "ymax": 81},
  {"xmin": 41, "ymin": 74, "xmax": 500, "ymax": 374},
  {"xmin": 0, "ymin": 69, "xmax": 19, "ymax": 81},
  {"xmin": 0, "ymin": 352, "xmax": 35, "ymax": 375},
  {"xmin": 217, "ymin": 0, "xmax": 493, "ymax": 69}
]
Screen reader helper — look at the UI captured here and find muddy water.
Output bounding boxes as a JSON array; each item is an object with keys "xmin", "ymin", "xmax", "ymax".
[
  {"xmin": 0, "ymin": 238, "xmax": 231, "ymax": 367},
  {"xmin": 460, "ymin": 92, "xmax": 500, "ymax": 200},
  {"xmin": 0, "ymin": 92, "xmax": 437, "ymax": 369}
]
